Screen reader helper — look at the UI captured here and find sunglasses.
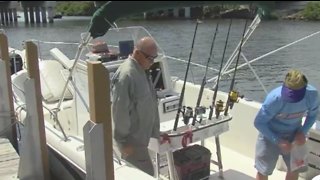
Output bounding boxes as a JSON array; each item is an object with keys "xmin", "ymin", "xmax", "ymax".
[{"xmin": 140, "ymin": 50, "xmax": 158, "ymax": 61}]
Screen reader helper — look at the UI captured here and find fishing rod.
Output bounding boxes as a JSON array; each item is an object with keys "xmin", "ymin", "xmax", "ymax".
[
  {"xmin": 208, "ymin": 18, "xmax": 233, "ymax": 120},
  {"xmin": 173, "ymin": 20, "xmax": 200, "ymax": 131},
  {"xmin": 191, "ymin": 21, "xmax": 220, "ymax": 126},
  {"xmin": 224, "ymin": 5, "xmax": 252, "ymax": 116}
]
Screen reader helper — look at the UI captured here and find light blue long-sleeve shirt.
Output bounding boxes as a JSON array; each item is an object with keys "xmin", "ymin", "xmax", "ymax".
[{"xmin": 254, "ymin": 85, "xmax": 319, "ymax": 144}]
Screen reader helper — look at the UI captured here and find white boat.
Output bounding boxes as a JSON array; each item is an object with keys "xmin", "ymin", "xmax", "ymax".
[{"xmin": 6, "ymin": 2, "xmax": 320, "ymax": 180}]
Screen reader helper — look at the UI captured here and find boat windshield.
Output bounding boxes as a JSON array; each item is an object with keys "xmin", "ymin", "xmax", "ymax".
[{"xmin": 89, "ymin": 26, "xmax": 166, "ymax": 61}]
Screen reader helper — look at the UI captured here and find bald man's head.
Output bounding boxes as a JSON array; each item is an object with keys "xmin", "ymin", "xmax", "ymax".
[
  {"xmin": 132, "ymin": 37, "xmax": 158, "ymax": 70},
  {"xmin": 135, "ymin": 37, "xmax": 158, "ymax": 57}
]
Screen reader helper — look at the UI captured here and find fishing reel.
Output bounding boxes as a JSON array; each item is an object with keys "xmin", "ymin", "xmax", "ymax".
[
  {"xmin": 194, "ymin": 106, "xmax": 206, "ymax": 123},
  {"xmin": 181, "ymin": 106, "xmax": 194, "ymax": 125},
  {"xmin": 215, "ymin": 100, "xmax": 225, "ymax": 118},
  {"xmin": 195, "ymin": 106, "xmax": 206, "ymax": 116},
  {"xmin": 228, "ymin": 90, "xmax": 244, "ymax": 109}
]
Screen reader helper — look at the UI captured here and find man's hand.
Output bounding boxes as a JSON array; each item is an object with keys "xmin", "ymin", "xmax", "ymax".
[
  {"xmin": 294, "ymin": 131, "xmax": 306, "ymax": 145},
  {"xmin": 278, "ymin": 140, "xmax": 292, "ymax": 154},
  {"xmin": 120, "ymin": 145, "xmax": 134, "ymax": 158}
]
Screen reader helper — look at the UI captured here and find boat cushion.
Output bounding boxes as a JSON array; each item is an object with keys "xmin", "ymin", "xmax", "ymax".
[
  {"xmin": 39, "ymin": 60, "xmax": 73, "ymax": 103},
  {"xmin": 11, "ymin": 70, "xmax": 28, "ymax": 104}
]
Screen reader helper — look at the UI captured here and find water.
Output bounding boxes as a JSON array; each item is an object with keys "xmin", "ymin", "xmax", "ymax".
[{"xmin": 3, "ymin": 16, "xmax": 320, "ymax": 102}]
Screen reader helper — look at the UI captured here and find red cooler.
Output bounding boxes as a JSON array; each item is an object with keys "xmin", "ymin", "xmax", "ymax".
[{"xmin": 173, "ymin": 145, "xmax": 211, "ymax": 180}]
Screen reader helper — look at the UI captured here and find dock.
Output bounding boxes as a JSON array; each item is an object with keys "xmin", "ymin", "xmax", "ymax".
[{"xmin": 0, "ymin": 138, "xmax": 19, "ymax": 180}]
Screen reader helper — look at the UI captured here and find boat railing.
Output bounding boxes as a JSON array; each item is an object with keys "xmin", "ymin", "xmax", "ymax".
[{"xmin": 205, "ymin": 30, "xmax": 320, "ymax": 94}]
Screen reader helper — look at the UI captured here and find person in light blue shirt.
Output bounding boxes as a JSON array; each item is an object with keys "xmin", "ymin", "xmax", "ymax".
[{"xmin": 254, "ymin": 69, "xmax": 319, "ymax": 180}]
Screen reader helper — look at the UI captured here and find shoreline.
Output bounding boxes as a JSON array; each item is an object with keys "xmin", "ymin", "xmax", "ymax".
[
  {"xmin": 52, "ymin": 1, "xmax": 320, "ymax": 22},
  {"xmin": 14, "ymin": 12, "xmax": 318, "ymax": 23},
  {"xmin": 57, "ymin": 15, "xmax": 319, "ymax": 22}
]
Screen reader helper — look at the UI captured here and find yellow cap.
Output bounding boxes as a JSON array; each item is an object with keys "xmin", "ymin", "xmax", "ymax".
[{"xmin": 284, "ymin": 69, "xmax": 307, "ymax": 90}]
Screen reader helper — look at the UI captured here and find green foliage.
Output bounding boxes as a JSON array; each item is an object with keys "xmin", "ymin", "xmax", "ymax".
[
  {"xmin": 268, "ymin": 12, "xmax": 279, "ymax": 20},
  {"xmin": 56, "ymin": 1, "xmax": 96, "ymax": 16},
  {"xmin": 302, "ymin": 2, "xmax": 320, "ymax": 20},
  {"xmin": 203, "ymin": 5, "xmax": 222, "ymax": 18},
  {"xmin": 203, "ymin": 5, "xmax": 242, "ymax": 18}
]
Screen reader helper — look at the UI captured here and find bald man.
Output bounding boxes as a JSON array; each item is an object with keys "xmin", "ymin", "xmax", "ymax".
[{"xmin": 111, "ymin": 37, "xmax": 160, "ymax": 176}]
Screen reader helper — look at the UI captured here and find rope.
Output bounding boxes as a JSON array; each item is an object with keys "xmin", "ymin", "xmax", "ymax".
[
  {"xmin": 28, "ymin": 39, "xmax": 81, "ymax": 45},
  {"xmin": 12, "ymin": 82, "xmax": 26, "ymax": 96},
  {"xmin": 207, "ymin": 30, "xmax": 320, "ymax": 84},
  {"xmin": 165, "ymin": 55, "xmax": 220, "ymax": 73},
  {"xmin": 181, "ymin": 130, "xmax": 193, "ymax": 147},
  {"xmin": 0, "ymin": 111, "xmax": 16, "ymax": 120},
  {"xmin": 104, "ymin": 18, "xmax": 119, "ymax": 32},
  {"xmin": 240, "ymin": 52, "xmax": 268, "ymax": 94},
  {"xmin": 0, "ymin": 121, "xmax": 19, "ymax": 137},
  {"xmin": 16, "ymin": 105, "xmax": 27, "ymax": 124},
  {"xmin": 160, "ymin": 133, "xmax": 171, "ymax": 144},
  {"xmin": 0, "ymin": 110, "xmax": 18, "ymax": 137}
]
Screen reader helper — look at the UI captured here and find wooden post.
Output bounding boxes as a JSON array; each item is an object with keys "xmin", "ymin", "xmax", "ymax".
[
  {"xmin": 0, "ymin": 9, "xmax": 4, "ymax": 25},
  {"xmin": 8, "ymin": 9, "xmax": 13, "ymax": 22},
  {"xmin": 29, "ymin": 6, "xmax": 35, "ymax": 24},
  {"xmin": 23, "ymin": 7, "xmax": 29, "ymax": 24},
  {"xmin": 88, "ymin": 62, "xmax": 111, "ymax": 125},
  {"xmin": 143, "ymin": 12, "xmax": 147, "ymax": 19},
  {"xmin": 18, "ymin": 41, "xmax": 50, "ymax": 180},
  {"xmin": 83, "ymin": 61, "xmax": 114, "ymax": 180},
  {"xmin": 173, "ymin": 8, "xmax": 179, "ymax": 18},
  {"xmin": 13, "ymin": 8, "xmax": 17, "ymax": 22},
  {"xmin": 35, "ymin": 6, "xmax": 41, "ymax": 24},
  {"xmin": 41, "ymin": 7, "xmax": 47, "ymax": 23},
  {"xmin": 47, "ymin": 7, "xmax": 54, "ymax": 23},
  {"xmin": 25, "ymin": 41, "xmax": 40, "ymax": 87},
  {"xmin": 4, "ymin": 9, "xmax": 9, "ymax": 25},
  {"xmin": 0, "ymin": 32, "xmax": 17, "ymax": 147},
  {"xmin": 185, "ymin": 7, "xmax": 191, "ymax": 18}
]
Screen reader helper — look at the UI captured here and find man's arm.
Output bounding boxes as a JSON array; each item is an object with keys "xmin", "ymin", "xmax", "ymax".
[
  {"xmin": 148, "ymin": 73, "xmax": 160, "ymax": 139},
  {"xmin": 254, "ymin": 93, "xmax": 283, "ymax": 144},
  {"xmin": 151, "ymin": 93, "xmax": 160, "ymax": 139},
  {"xmin": 151, "ymin": 112, "xmax": 160, "ymax": 139},
  {"xmin": 112, "ymin": 75, "xmax": 132, "ymax": 148},
  {"xmin": 300, "ymin": 90, "xmax": 319, "ymax": 135}
]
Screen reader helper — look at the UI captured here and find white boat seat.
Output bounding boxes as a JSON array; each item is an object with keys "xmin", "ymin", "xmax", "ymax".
[
  {"xmin": 11, "ymin": 70, "xmax": 28, "ymax": 104},
  {"xmin": 39, "ymin": 60, "xmax": 73, "ymax": 103},
  {"xmin": 12, "ymin": 60, "xmax": 74, "ymax": 104},
  {"xmin": 49, "ymin": 48, "xmax": 74, "ymax": 69}
]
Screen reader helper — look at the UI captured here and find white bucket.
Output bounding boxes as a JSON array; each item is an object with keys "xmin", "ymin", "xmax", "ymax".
[
  {"xmin": 312, "ymin": 175, "xmax": 320, "ymax": 180},
  {"xmin": 316, "ymin": 120, "xmax": 320, "ymax": 130}
]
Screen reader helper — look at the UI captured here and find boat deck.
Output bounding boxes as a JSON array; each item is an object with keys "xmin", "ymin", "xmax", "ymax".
[
  {"xmin": 0, "ymin": 138, "xmax": 19, "ymax": 180},
  {"xmin": 206, "ymin": 139, "xmax": 306, "ymax": 180},
  {"xmin": 155, "ymin": 138, "xmax": 308, "ymax": 180}
]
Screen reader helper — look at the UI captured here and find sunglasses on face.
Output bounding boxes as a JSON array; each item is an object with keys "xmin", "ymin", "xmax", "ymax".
[{"xmin": 140, "ymin": 50, "xmax": 158, "ymax": 61}]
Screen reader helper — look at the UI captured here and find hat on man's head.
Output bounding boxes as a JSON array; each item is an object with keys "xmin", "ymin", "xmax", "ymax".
[
  {"xmin": 281, "ymin": 69, "xmax": 308, "ymax": 103},
  {"xmin": 91, "ymin": 41, "xmax": 109, "ymax": 54}
]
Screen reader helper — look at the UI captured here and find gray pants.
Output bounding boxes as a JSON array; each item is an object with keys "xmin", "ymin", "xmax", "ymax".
[{"xmin": 114, "ymin": 145, "xmax": 155, "ymax": 177}]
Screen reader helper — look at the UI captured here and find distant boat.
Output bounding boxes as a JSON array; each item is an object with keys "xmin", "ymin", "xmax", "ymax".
[{"xmin": 53, "ymin": 14, "xmax": 63, "ymax": 19}]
